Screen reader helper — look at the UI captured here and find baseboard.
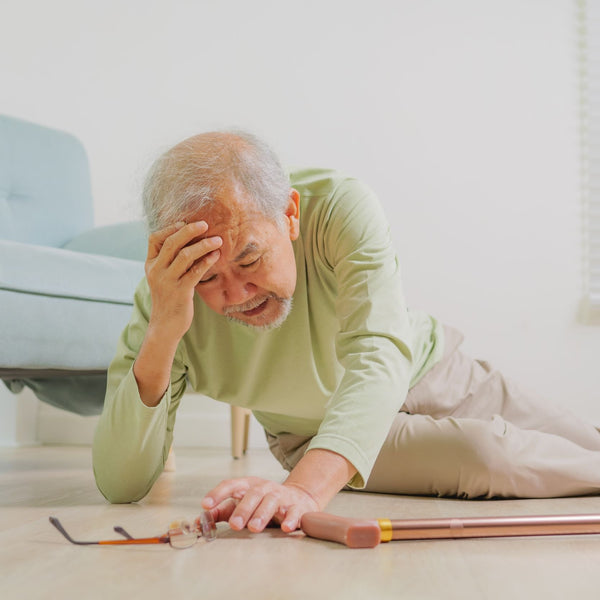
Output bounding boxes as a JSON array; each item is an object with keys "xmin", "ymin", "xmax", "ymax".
[
  {"xmin": 35, "ymin": 393, "xmax": 268, "ymax": 449},
  {"xmin": 172, "ymin": 408, "xmax": 267, "ymax": 450},
  {"xmin": 0, "ymin": 384, "xmax": 39, "ymax": 446},
  {"xmin": 36, "ymin": 407, "xmax": 99, "ymax": 445}
]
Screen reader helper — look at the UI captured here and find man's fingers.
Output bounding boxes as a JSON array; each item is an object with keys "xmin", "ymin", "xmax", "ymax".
[
  {"xmin": 206, "ymin": 498, "xmax": 238, "ymax": 523},
  {"xmin": 147, "ymin": 220, "xmax": 209, "ymax": 262},
  {"xmin": 228, "ymin": 487, "xmax": 268, "ymax": 530},
  {"xmin": 202, "ymin": 478, "xmax": 253, "ymax": 510},
  {"xmin": 202, "ymin": 477, "xmax": 278, "ymax": 532},
  {"xmin": 202, "ymin": 477, "xmax": 313, "ymax": 534},
  {"xmin": 280, "ymin": 505, "xmax": 304, "ymax": 532},
  {"xmin": 173, "ymin": 236, "xmax": 222, "ymax": 280},
  {"xmin": 147, "ymin": 221, "xmax": 187, "ymax": 258},
  {"xmin": 246, "ymin": 494, "xmax": 281, "ymax": 532}
]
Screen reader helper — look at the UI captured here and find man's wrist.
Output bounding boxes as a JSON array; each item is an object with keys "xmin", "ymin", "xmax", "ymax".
[
  {"xmin": 283, "ymin": 448, "xmax": 357, "ymax": 510},
  {"xmin": 133, "ymin": 325, "xmax": 181, "ymax": 407},
  {"xmin": 283, "ymin": 481, "xmax": 321, "ymax": 510}
]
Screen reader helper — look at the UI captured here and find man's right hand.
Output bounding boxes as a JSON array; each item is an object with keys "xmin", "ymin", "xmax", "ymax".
[
  {"xmin": 145, "ymin": 220, "xmax": 222, "ymax": 340},
  {"xmin": 133, "ymin": 220, "xmax": 222, "ymax": 407}
]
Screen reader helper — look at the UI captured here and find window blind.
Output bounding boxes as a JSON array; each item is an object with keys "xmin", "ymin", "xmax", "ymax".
[{"xmin": 579, "ymin": 0, "xmax": 600, "ymax": 323}]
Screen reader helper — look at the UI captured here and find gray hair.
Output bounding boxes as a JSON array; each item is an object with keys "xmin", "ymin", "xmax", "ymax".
[{"xmin": 142, "ymin": 130, "xmax": 291, "ymax": 232}]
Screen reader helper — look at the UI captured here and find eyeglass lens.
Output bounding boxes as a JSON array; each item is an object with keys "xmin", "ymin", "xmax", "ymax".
[{"xmin": 167, "ymin": 511, "xmax": 217, "ymax": 549}]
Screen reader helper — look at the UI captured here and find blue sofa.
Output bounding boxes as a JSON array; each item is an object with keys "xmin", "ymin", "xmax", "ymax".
[{"xmin": 0, "ymin": 115, "xmax": 146, "ymax": 415}]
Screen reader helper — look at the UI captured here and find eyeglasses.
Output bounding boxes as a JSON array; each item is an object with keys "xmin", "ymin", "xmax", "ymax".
[{"xmin": 49, "ymin": 512, "xmax": 217, "ymax": 549}]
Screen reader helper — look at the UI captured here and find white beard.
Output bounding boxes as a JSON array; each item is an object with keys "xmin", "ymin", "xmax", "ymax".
[{"xmin": 224, "ymin": 296, "xmax": 293, "ymax": 331}]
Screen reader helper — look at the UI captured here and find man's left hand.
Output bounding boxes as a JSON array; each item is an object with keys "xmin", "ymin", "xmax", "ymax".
[{"xmin": 201, "ymin": 477, "xmax": 319, "ymax": 533}]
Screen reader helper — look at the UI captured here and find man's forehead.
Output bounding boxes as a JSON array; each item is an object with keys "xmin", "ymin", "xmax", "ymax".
[
  {"xmin": 189, "ymin": 201, "xmax": 265, "ymax": 258},
  {"xmin": 234, "ymin": 241, "xmax": 260, "ymax": 261},
  {"xmin": 202, "ymin": 207, "xmax": 265, "ymax": 239},
  {"xmin": 199, "ymin": 198, "xmax": 241, "ymax": 225}
]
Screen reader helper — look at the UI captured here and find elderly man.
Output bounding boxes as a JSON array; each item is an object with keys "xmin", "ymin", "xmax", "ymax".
[{"xmin": 93, "ymin": 131, "xmax": 600, "ymax": 534}]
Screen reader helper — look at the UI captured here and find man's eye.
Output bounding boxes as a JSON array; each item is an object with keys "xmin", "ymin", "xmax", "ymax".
[
  {"xmin": 198, "ymin": 274, "xmax": 217, "ymax": 284},
  {"xmin": 240, "ymin": 258, "xmax": 260, "ymax": 268}
]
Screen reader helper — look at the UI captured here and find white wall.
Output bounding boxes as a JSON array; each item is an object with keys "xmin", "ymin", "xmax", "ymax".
[{"xmin": 2, "ymin": 0, "xmax": 599, "ymax": 441}]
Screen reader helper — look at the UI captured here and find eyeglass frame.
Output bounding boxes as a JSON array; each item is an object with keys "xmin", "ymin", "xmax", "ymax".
[{"xmin": 49, "ymin": 512, "xmax": 217, "ymax": 549}]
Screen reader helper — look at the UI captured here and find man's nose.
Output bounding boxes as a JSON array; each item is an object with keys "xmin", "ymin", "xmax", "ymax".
[{"xmin": 221, "ymin": 275, "xmax": 256, "ymax": 305}]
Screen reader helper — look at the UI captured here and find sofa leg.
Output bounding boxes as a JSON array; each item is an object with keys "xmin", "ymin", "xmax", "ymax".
[{"xmin": 230, "ymin": 406, "xmax": 251, "ymax": 459}]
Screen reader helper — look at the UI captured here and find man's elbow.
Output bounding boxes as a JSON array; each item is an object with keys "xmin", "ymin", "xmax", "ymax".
[{"xmin": 93, "ymin": 469, "xmax": 153, "ymax": 504}]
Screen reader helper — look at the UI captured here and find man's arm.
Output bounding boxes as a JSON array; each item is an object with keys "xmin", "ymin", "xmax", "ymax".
[
  {"xmin": 134, "ymin": 220, "xmax": 222, "ymax": 406},
  {"xmin": 202, "ymin": 448, "xmax": 357, "ymax": 532},
  {"xmin": 201, "ymin": 176, "xmax": 413, "ymax": 530},
  {"xmin": 92, "ymin": 220, "xmax": 223, "ymax": 502}
]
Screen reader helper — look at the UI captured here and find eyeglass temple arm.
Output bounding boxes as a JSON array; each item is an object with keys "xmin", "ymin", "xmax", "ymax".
[
  {"xmin": 113, "ymin": 526, "xmax": 134, "ymax": 540},
  {"xmin": 50, "ymin": 517, "xmax": 168, "ymax": 545},
  {"xmin": 49, "ymin": 517, "xmax": 100, "ymax": 546}
]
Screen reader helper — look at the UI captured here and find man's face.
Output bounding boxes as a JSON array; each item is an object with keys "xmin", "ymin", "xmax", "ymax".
[{"xmin": 192, "ymin": 185, "xmax": 300, "ymax": 330}]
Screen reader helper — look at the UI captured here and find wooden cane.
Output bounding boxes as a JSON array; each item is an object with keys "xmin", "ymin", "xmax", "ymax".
[{"xmin": 300, "ymin": 512, "xmax": 600, "ymax": 548}]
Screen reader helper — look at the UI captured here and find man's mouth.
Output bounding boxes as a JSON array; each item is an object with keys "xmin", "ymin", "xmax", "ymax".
[
  {"xmin": 241, "ymin": 298, "xmax": 268, "ymax": 317},
  {"xmin": 223, "ymin": 295, "xmax": 293, "ymax": 331},
  {"xmin": 224, "ymin": 296, "xmax": 270, "ymax": 318}
]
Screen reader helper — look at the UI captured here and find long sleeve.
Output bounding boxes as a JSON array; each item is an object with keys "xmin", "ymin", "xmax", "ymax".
[
  {"xmin": 92, "ymin": 278, "xmax": 188, "ymax": 503},
  {"xmin": 304, "ymin": 178, "xmax": 414, "ymax": 488}
]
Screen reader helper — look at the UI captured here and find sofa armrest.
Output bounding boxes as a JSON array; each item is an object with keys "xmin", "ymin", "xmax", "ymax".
[{"xmin": 0, "ymin": 240, "xmax": 145, "ymax": 373}]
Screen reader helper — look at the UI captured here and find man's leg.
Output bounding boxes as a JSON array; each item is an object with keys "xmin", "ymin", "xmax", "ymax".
[
  {"xmin": 363, "ymin": 325, "xmax": 600, "ymax": 498},
  {"xmin": 403, "ymin": 325, "xmax": 600, "ymax": 450},
  {"xmin": 363, "ymin": 412, "xmax": 600, "ymax": 498}
]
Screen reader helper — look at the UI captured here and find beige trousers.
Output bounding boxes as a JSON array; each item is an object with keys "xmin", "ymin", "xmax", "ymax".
[{"xmin": 266, "ymin": 326, "xmax": 600, "ymax": 499}]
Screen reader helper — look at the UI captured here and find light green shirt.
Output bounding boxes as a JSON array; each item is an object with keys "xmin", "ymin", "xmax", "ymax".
[{"xmin": 93, "ymin": 168, "xmax": 444, "ymax": 502}]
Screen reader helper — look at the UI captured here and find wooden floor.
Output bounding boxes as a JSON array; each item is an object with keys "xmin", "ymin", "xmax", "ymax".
[{"xmin": 2, "ymin": 445, "xmax": 600, "ymax": 600}]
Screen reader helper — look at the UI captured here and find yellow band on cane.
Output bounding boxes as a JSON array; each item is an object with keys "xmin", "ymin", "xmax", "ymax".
[{"xmin": 378, "ymin": 519, "xmax": 393, "ymax": 542}]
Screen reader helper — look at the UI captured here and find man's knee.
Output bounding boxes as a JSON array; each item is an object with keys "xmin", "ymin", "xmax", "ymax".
[
  {"xmin": 449, "ymin": 415, "xmax": 520, "ymax": 498},
  {"xmin": 366, "ymin": 414, "xmax": 517, "ymax": 498}
]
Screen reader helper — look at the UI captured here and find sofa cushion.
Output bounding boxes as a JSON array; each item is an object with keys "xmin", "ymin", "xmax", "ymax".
[
  {"xmin": 0, "ymin": 240, "xmax": 144, "ymax": 370},
  {"xmin": 0, "ymin": 239, "xmax": 143, "ymax": 304},
  {"xmin": 63, "ymin": 220, "xmax": 148, "ymax": 261}
]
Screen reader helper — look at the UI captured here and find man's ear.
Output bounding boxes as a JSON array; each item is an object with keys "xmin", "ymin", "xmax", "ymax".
[{"xmin": 285, "ymin": 188, "xmax": 300, "ymax": 241}]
